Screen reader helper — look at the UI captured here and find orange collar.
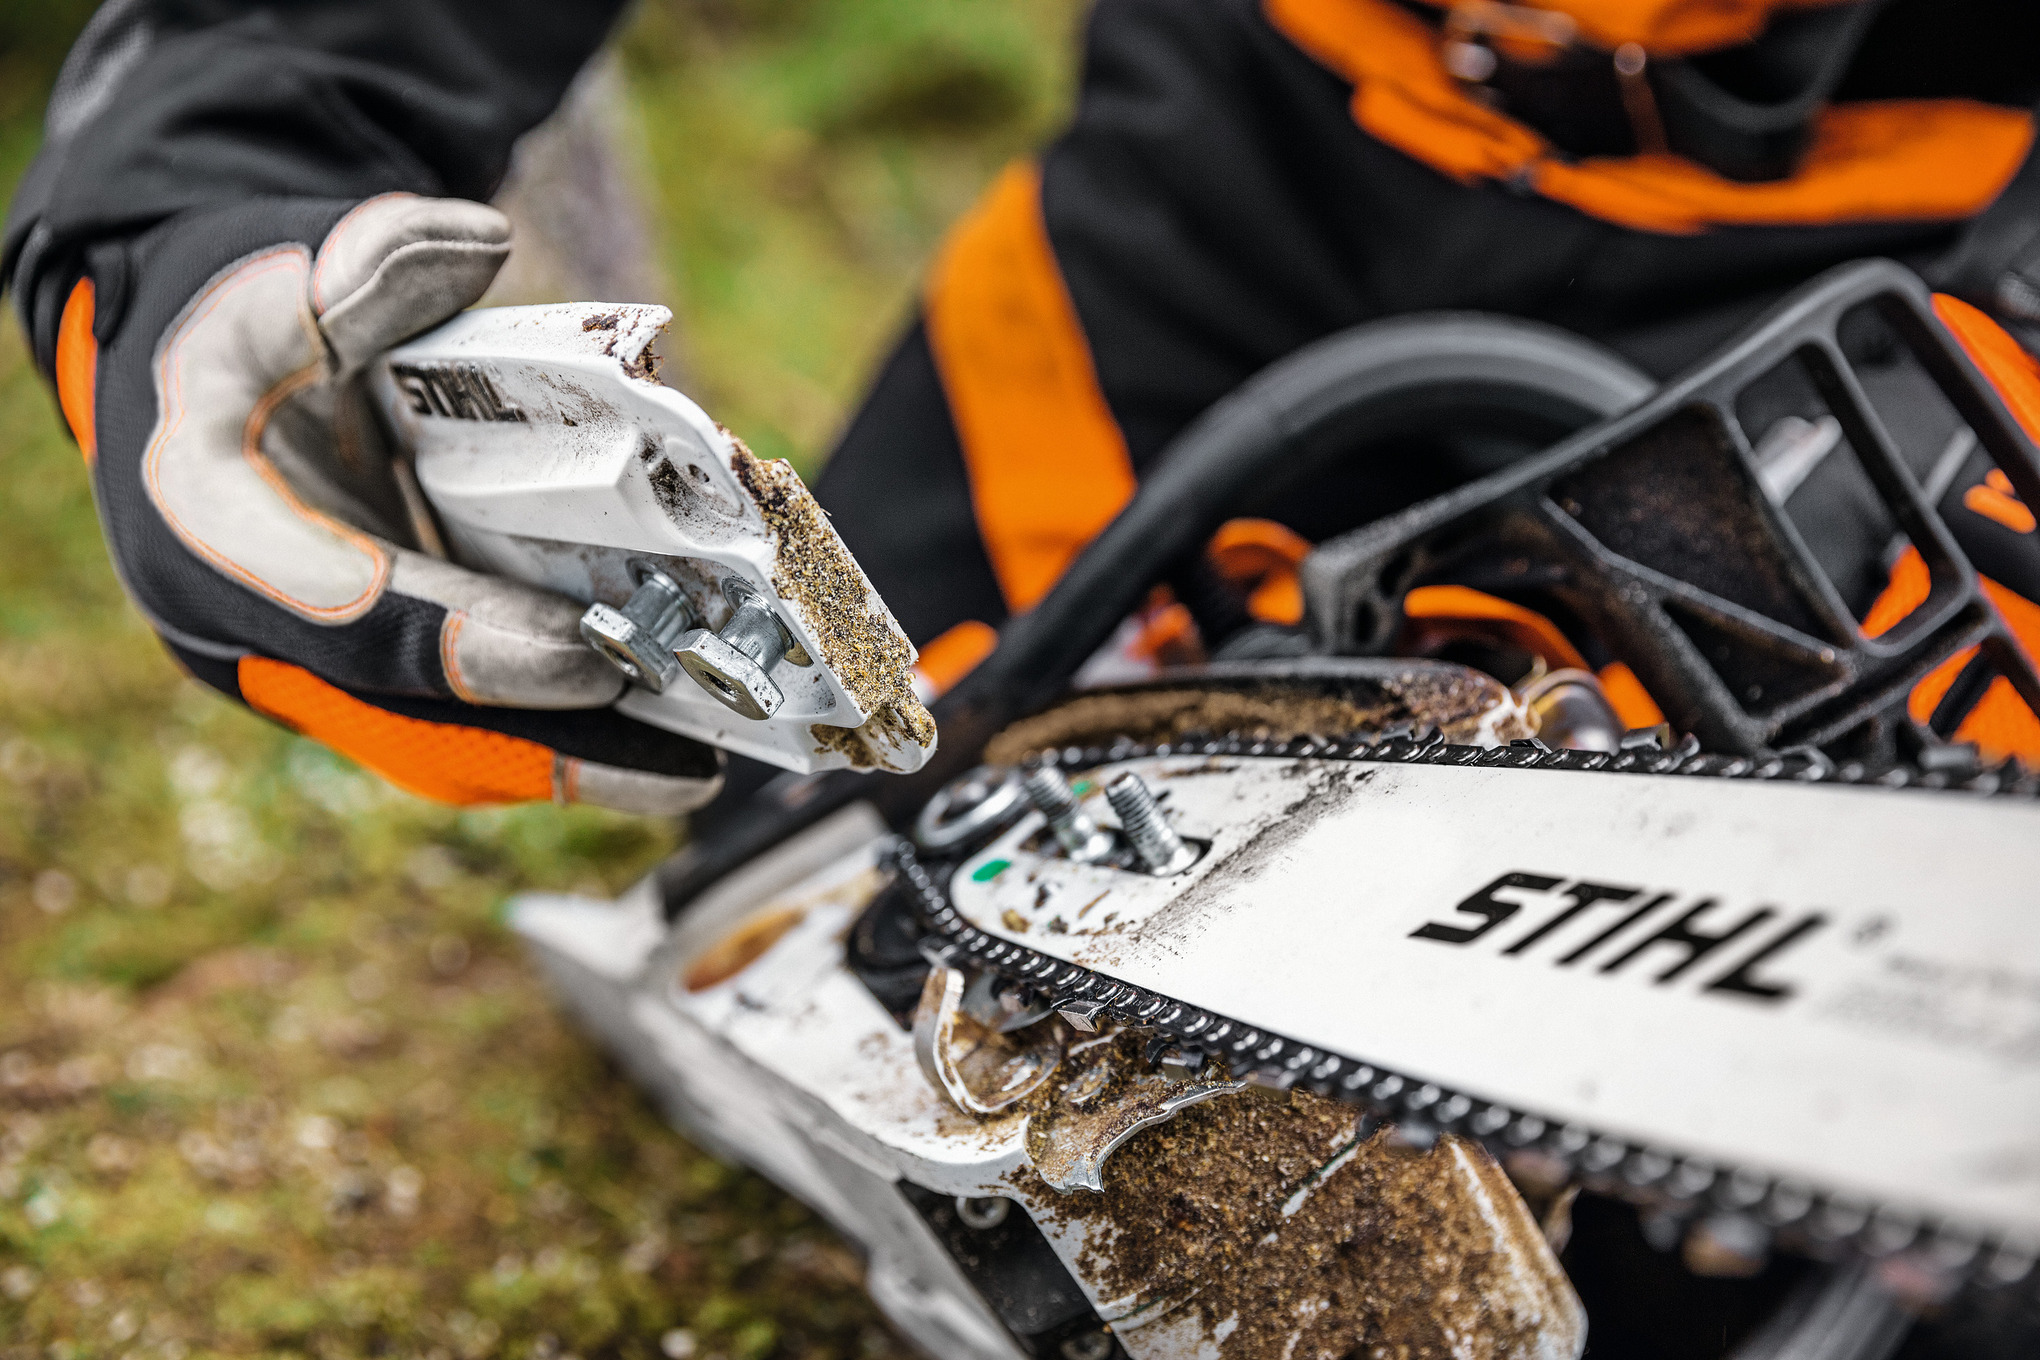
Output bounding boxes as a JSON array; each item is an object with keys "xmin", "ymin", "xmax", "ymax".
[
  {"xmin": 1268, "ymin": 0, "xmax": 2032, "ymax": 234},
  {"xmin": 1416, "ymin": 0, "xmax": 1859, "ymax": 58}
]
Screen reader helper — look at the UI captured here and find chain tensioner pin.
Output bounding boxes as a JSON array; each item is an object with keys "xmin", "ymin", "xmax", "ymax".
[
  {"xmin": 674, "ymin": 575, "xmax": 802, "ymax": 720},
  {"xmin": 1021, "ymin": 767, "xmax": 1117, "ymax": 863},
  {"xmin": 1106, "ymin": 772, "xmax": 1199, "ymax": 875},
  {"xmin": 579, "ymin": 561, "xmax": 696, "ymax": 693}
]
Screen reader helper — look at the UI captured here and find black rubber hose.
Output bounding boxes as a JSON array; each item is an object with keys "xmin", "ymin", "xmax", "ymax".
[{"xmin": 662, "ymin": 314, "xmax": 1653, "ymax": 916}]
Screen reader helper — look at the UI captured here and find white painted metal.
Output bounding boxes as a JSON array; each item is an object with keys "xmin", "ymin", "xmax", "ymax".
[
  {"xmin": 950, "ymin": 755, "xmax": 2040, "ymax": 1243},
  {"xmin": 509, "ymin": 807, "xmax": 1298, "ymax": 1359},
  {"xmin": 370, "ymin": 303, "xmax": 932, "ymax": 775}
]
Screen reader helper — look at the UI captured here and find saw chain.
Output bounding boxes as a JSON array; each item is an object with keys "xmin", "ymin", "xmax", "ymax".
[{"xmin": 888, "ymin": 728, "xmax": 2040, "ymax": 1297}]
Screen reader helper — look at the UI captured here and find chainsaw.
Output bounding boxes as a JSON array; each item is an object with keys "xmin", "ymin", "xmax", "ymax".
[{"xmin": 372, "ymin": 261, "xmax": 2040, "ymax": 1360}]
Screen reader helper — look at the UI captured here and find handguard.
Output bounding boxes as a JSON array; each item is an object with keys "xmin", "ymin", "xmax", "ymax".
[{"xmin": 369, "ymin": 303, "xmax": 936, "ymax": 775}]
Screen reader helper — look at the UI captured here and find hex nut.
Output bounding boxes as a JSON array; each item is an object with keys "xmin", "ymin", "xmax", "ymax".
[
  {"xmin": 580, "ymin": 601, "xmax": 681, "ymax": 692},
  {"xmin": 675, "ymin": 627, "xmax": 785, "ymax": 720}
]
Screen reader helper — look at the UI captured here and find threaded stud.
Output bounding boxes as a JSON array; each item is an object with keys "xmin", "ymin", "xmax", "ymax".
[
  {"xmin": 1106, "ymin": 772, "xmax": 1198, "ymax": 875},
  {"xmin": 1021, "ymin": 767, "xmax": 1116, "ymax": 863}
]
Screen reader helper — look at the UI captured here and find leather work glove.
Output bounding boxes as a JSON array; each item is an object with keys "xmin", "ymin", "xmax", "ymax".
[{"xmin": 46, "ymin": 194, "xmax": 722, "ymax": 814}]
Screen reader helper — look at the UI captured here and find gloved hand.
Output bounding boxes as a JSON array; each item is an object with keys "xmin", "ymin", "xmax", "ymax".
[{"xmin": 45, "ymin": 193, "xmax": 722, "ymax": 814}]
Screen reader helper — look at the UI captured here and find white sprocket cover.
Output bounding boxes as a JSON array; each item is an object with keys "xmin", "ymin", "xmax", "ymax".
[{"xmin": 370, "ymin": 303, "xmax": 935, "ymax": 775}]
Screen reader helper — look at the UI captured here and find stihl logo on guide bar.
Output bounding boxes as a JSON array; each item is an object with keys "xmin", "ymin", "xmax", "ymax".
[{"xmin": 1411, "ymin": 872, "xmax": 1828, "ymax": 1005}]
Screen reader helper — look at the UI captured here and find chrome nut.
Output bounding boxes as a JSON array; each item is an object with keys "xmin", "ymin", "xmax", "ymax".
[
  {"xmin": 675, "ymin": 576, "xmax": 796, "ymax": 720},
  {"xmin": 676, "ymin": 627, "xmax": 785, "ymax": 720},
  {"xmin": 579, "ymin": 563, "xmax": 694, "ymax": 692},
  {"xmin": 914, "ymin": 767, "xmax": 1027, "ymax": 853}
]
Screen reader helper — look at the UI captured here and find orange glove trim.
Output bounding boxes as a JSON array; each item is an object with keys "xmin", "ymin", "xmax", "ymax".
[
  {"xmin": 924, "ymin": 163, "xmax": 1139, "ymax": 612},
  {"xmin": 56, "ymin": 278, "xmax": 98, "ymax": 465},
  {"xmin": 1265, "ymin": 0, "xmax": 2033, "ymax": 235},
  {"xmin": 1965, "ymin": 469, "xmax": 2038, "ymax": 536},
  {"xmin": 238, "ymin": 655, "xmax": 556, "ymax": 805}
]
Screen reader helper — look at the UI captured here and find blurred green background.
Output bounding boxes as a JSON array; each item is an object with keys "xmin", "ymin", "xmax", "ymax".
[{"xmin": 0, "ymin": 2, "xmax": 1079, "ymax": 1355}]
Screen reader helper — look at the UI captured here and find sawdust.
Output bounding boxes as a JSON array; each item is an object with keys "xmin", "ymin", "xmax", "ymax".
[
  {"xmin": 983, "ymin": 666, "xmax": 1522, "ymax": 767},
  {"xmin": 1032, "ymin": 1081, "xmax": 1582, "ymax": 1359},
  {"xmin": 1022, "ymin": 1031, "xmax": 1243, "ymax": 1193},
  {"xmin": 809, "ymin": 721, "xmax": 878, "ymax": 769},
  {"xmin": 581, "ymin": 310, "xmax": 662, "ymax": 381},
  {"xmin": 728, "ymin": 439, "xmax": 935, "ymax": 759}
]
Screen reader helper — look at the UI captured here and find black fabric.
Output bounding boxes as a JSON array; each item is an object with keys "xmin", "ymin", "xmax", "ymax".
[
  {"xmin": 1462, "ymin": 0, "xmax": 1893, "ymax": 183},
  {"xmin": 1932, "ymin": 131, "xmax": 2040, "ymax": 347},
  {"xmin": 1654, "ymin": 1, "xmax": 1890, "ymax": 183},
  {"xmin": 1042, "ymin": 0, "xmax": 1984, "ymax": 484},
  {"xmin": 795, "ymin": 0, "xmax": 2025, "ymax": 661},
  {"xmin": 1836, "ymin": 0, "xmax": 2040, "ymax": 107},
  {"xmin": 164, "ymin": 638, "xmax": 245, "ymax": 700},
  {"xmin": 6, "ymin": 0, "xmax": 629, "ymax": 365},
  {"xmin": 814, "ymin": 319, "xmax": 1010, "ymax": 637}
]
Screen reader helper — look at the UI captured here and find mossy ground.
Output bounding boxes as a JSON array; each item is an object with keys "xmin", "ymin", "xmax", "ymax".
[{"xmin": 0, "ymin": 1, "xmax": 1081, "ymax": 1354}]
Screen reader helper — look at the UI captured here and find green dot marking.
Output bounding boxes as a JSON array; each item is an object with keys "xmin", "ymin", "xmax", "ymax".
[
  {"xmin": 1071, "ymin": 780, "xmax": 1094, "ymax": 796},
  {"xmin": 971, "ymin": 859, "xmax": 1012, "ymax": 883}
]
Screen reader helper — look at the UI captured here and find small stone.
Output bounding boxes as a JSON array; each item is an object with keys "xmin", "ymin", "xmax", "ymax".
[
  {"xmin": 385, "ymin": 1165, "xmax": 424, "ymax": 1217},
  {"xmin": 32, "ymin": 870, "xmax": 75, "ymax": 915},
  {"xmin": 124, "ymin": 865, "xmax": 172, "ymax": 909},
  {"xmin": 344, "ymin": 963, "xmax": 387, "ymax": 1003},
  {"xmin": 405, "ymin": 845, "xmax": 461, "ymax": 890},
  {"xmin": 86, "ymin": 1133, "xmax": 136, "ymax": 1173},
  {"xmin": 294, "ymin": 1115, "xmax": 338, "ymax": 1151},
  {"xmin": 427, "ymin": 934, "xmax": 471, "ymax": 977},
  {"xmin": 25, "ymin": 1188, "xmax": 62, "ymax": 1228}
]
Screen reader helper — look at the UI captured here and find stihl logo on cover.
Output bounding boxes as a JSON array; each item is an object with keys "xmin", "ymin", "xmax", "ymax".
[
  {"xmin": 1411, "ymin": 872, "xmax": 1829, "ymax": 1006},
  {"xmin": 389, "ymin": 361, "xmax": 527, "ymax": 423}
]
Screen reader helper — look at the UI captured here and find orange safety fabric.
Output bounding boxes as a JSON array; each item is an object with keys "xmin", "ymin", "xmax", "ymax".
[
  {"xmin": 1850, "ymin": 298, "xmax": 2040, "ymax": 760},
  {"xmin": 56, "ymin": 278, "xmax": 98, "ymax": 465},
  {"xmin": 913, "ymin": 619, "xmax": 1000, "ymax": 699},
  {"xmin": 1209, "ymin": 518, "xmax": 1312, "ymax": 625},
  {"xmin": 924, "ymin": 163, "xmax": 1139, "ymax": 612},
  {"xmin": 1934, "ymin": 294, "xmax": 2040, "ymax": 442},
  {"xmin": 1966, "ymin": 468, "xmax": 2038, "ymax": 535},
  {"xmin": 1597, "ymin": 660, "xmax": 1667, "ymax": 728},
  {"xmin": 1861, "ymin": 549, "xmax": 2040, "ymax": 760},
  {"xmin": 1403, "ymin": 584, "xmax": 1593, "ymax": 671},
  {"xmin": 238, "ymin": 656, "xmax": 556, "ymax": 805},
  {"xmin": 1131, "ymin": 593, "xmax": 1202, "ymax": 669},
  {"xmin": 1264, "ymin": 0, "xmax": 2034, "ymax": 235},
  {"xmin": 1420, "ymin": 0, "xmax": 1854, "ymax": 58}
]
